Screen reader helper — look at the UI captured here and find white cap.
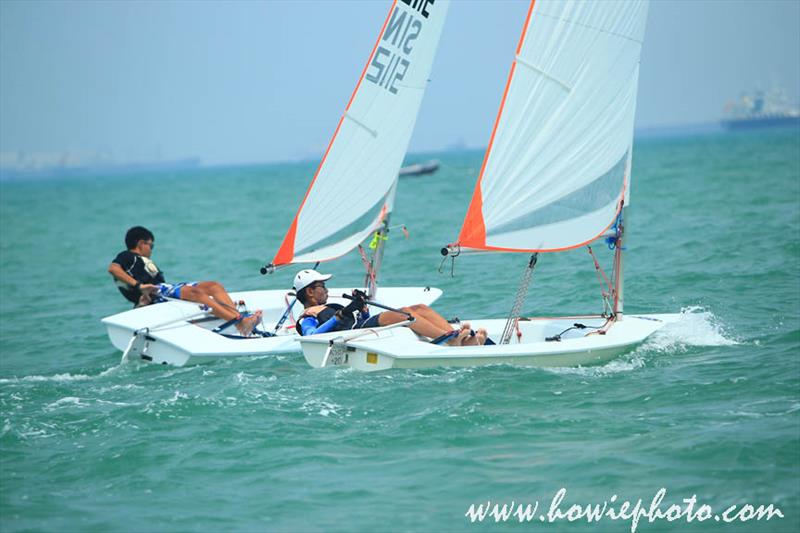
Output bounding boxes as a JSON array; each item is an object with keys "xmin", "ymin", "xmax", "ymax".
[{"xmin": 293, "ymin": 269, "xmax": 333, "ymax": 293}]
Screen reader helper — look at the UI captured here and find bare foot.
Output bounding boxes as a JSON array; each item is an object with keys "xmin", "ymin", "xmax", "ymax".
[
  {"xmin": 445, "ymin": 324, "xmax": 471, "ymax": 346},
  {"xmin": 460, "ymin": 332, "xmax": 478, "ymax": 346},
  {"xmin": 236, "ymin": 310, "xmax": 263, "ymax": 336},
  {"xmin": 440, "ymin": 324, "xmax": 465, "ymax": 346},
  {"xmin": 459, "ymin": 326, "xmax": 488, "ymax": 346}
]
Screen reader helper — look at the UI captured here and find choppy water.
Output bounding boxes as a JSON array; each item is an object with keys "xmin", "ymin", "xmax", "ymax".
[{"xmin": 1, "ymin": 128, "xmax": 799, "ymax": 531}]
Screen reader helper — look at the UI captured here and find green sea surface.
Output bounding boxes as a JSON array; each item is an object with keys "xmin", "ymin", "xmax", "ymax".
[{"xmin": 1, "ymin": 128, "xmax": 799, "ymax": 532}]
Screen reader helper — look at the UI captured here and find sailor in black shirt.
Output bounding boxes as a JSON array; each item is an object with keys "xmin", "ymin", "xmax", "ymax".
[
  {"xmin": 111, "ymin": 249, "xmax": 166, "ymax": 304},
  {"xmin": 108, "ymin": 226, "xmax": 262, "ymax": 336}
]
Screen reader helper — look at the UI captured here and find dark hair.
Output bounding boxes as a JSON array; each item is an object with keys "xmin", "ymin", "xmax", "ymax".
[
  {"xmin": 296, "ymin": 286, "xmax": 312, "ymax": 305},
  {"xmin": 125, "ymin": 226, "xmax": 154, "ymax": 250}
]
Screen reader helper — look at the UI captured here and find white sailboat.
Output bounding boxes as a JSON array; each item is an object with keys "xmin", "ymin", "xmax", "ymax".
[
  {"xmin": 102, "ymin": 0, "xmax": 450, "ymax": 366},
  {"xmin": 300, "ymin": 0, "xmax": 682, "ymax": 371}
]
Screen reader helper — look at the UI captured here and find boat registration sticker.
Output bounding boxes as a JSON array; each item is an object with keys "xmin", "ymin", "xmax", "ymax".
[{"xmin": 366, "ymin": 352, "xmax": 378, "ymax": 365}]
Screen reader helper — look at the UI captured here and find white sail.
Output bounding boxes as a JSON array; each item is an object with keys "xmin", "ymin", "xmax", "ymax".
[
  {"xmin": 271, "ymin": 0, "xmax": 449, "ymax": 267},
  {"xmin": 456, "ymin": 0, "xmax": 648, "ymax": 253}
]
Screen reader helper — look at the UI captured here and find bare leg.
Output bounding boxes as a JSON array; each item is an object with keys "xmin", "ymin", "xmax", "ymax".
[
  {"xmin": 195, "ymin": 281, "xmax": 237, "ymax": 310},
  {"xmin": 179, "ymin": 285, "xmax": 239, "ymax": 321},
  {"xmin": 377, "ymin": 308, "xmax": 455, "ymax": 340},
  {"xmin": 405, "ymin": 304, "xmax": 453, "ymax": 330},
  {"xmin": 179, "ymin": 284, "xmax": 262, "ymax": 335}
]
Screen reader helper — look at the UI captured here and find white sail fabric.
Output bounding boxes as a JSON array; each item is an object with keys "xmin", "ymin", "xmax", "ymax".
[
  {"xmin": 272, "ymin": 0, "xmax": 449, "ymax": 267},
  {"xmin": 457, "ymin": 0, "xmax": 648, "ymax": 253}
]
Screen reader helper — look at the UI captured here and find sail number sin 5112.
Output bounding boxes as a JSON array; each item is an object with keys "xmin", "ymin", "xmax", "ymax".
[{"xmin": 365, "ymin": 0, "xmax": 435, "ymax": 95}]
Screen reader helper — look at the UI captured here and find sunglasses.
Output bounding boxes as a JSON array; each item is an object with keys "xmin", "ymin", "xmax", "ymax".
[{"xmin": 309, "ymin": 282, "xmax": 326, "ymax": 290}]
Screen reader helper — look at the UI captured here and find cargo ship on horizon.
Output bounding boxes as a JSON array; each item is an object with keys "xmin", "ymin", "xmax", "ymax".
[{"xmin": 721, "ymin": 88, "xmax": 800, "ymax": 130}]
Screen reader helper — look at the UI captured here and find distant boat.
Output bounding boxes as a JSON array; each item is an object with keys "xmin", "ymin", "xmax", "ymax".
[
  {"xmin": 398, "ymin": 159, "xmax": 440, "ymax": 177},
  {"xmin": 721, "ymin": 88, "xmax": 800, "ymax": 130}
]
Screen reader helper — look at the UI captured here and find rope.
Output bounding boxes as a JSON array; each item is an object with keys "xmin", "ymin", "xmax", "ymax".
[
  {"xmin": 438, "ymin": 245, "xmax": 460, "ymax": 277},
  {"xmin": 586, "ymin": 245, "xmax": 613, "ymax": 316},
  {"xmin": 357, "ymin": 244, "xmax": 377, "ymax": 291},
  {"xmin": 545, "ymin": 322, "xmax": 604, "ymax": 342},
  {"xmin": 501, "ymin": 254, "xmax": 538, "ymax": 345},
  {"xmin": 283, "ymin": 293, "xmax": 295, "ymax": 326}
]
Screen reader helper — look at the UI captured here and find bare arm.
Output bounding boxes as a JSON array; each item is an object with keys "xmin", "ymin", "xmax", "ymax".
[
  {"xmin": 108, "ymin": 262, "xmax": 137, "ymax": 288},
  {"xmin": 108, "ymin": 263, "xmax": 156, "ymax": 292}
]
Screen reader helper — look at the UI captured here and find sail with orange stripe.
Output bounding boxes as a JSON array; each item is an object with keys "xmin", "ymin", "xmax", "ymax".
[
  {"xmin": 269, "ymin": 0, "xmax": 450, "ymax": 269},
  {"xmin": 454, "ymin": 0, "xmax": 649, "ymax": 254}
]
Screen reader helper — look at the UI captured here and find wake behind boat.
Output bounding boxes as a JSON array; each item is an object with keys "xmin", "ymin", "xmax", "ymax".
[{"xmin": 300, "ymin": 0, "xmax": 681, "ymax": 371}]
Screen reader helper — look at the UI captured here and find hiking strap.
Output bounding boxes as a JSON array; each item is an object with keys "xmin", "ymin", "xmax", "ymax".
[
  {"xmin": 213, "ymin": 313, "xmax": 274, "ymax": 338},
  {"xmin": 212, "ymin": 314, "xmax": 246, "ymax": 334},
  {"xmin": 430, "ymin": 330, "xmax": 460, "ymax": 345},
  {"xmin": 218, "ymin": 329, "xmax": 274, "ymax": 339}
]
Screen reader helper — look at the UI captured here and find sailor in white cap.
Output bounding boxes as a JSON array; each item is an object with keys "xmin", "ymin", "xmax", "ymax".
[{"xmin": 292, "ymin": 269, "xmax": 487, "ymax": 345}]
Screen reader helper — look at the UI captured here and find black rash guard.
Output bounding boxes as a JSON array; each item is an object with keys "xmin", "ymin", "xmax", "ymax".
[{"xmin": 112, "ymin": 250, "xmax": 165, "ymax": 303}]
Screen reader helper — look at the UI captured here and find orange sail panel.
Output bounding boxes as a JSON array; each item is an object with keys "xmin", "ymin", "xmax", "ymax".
[{"xmin": 453, "ymin": 0, "xmax": 648, "ymax": 254}]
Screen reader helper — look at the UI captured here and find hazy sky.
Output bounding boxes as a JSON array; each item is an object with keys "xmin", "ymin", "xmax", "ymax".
[{"xmin": 1, "ymin": 0, "xmax": 799, "ymax": 166}]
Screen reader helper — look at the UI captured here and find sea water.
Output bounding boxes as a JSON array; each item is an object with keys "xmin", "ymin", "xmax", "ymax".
[{"xmin": 1, "ymin": 128, "xmax": 798, "ymax": 532}]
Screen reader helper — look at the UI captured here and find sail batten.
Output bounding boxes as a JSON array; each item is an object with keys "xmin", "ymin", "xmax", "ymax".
[
  {"xmin": 515, "ymin": 56, "xmax": 572, "ymax": 91},
  {"xmin": 344, "ymin": 112, "xmax": 379, "ymax": 138},
  {"xmin": 270, "ymin": 0, "xmax": 449, "ymax": 267},
  {"xmin": 455, "ymin": 0, "xmax": 649, "ymax": 254}
]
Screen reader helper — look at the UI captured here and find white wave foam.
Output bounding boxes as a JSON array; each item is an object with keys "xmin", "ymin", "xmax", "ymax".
[
  {"xmin": 0, "ymin": 365, "xmax": 125, "ymax": 385},
  {"xmin": 97, "ymin": 383, "xmax": 144, "ymax": 393},
  {"xmin": 301, "ymin": 399, "xmax": 346, "ymax": 417},
  {"xmin": 542, "ymin": 308, "xmax": 736, "ymax": 376},
  {"xmin": 645, "ymin": 306, "xmax": 738, "ymax": 352},
  {"xmin": 165, "ymin": 391, "xmax": 189, "ymax": 404},
  {"xmin": 44, "ymin": 396, "xmax": 85, "ymax": 411},
  {"xmin": 544, "ymin": 354, "xmax": 646, "ymax": 376}
]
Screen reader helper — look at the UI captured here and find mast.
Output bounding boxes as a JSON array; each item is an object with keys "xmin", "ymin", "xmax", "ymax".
[
  {"xmin": 366, "ymin": 216, "xmax": 390, "ymax": 299},
  {"xmin": 612, "ymin": 216, "xmax": 624, "ymax": 320},
  {"xmin": 365, "ymin": 177, "xmax": 398, "ymax": 298}
]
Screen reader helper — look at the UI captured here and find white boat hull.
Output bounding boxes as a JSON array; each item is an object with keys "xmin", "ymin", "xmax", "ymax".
[
  {"xmin": 102, "ymin": 287, "xmax": 442, "ymax": 366},
  {"xmin": 299, "ymin": 314, "xmax": 681, "ymax": 371}
]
